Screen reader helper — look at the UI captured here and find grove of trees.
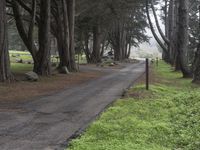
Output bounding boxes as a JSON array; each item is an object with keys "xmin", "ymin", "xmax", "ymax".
[
  {"xmin": 0, "ymin": 0, "xmax": 148, "ymax": 82},
  {"xmin": 1, "ymin": 0, "xmax": 200, "ymax": 84},
  {"xmin": 146, "ymin": 0, "xmax": 200, "ymax": 83}
]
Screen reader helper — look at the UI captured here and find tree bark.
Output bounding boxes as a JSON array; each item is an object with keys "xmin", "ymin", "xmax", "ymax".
[
  {"xmin": 146, "ymin": 0, "xmax": 168, "ymax": 54},
  {"xmin": 151, "ymin": 0, "xmax": 170, "ymax": 45},
  {"xmin": 91, "ymin": 22, "xmax": 102, "ymax": 63},
  {"xmin": 67, "ymin": 0, "xmax": 77, "ymax": 71},
  {"xmin": 83, "ymin": 31, "xmax": 92, "ymax": 63},
  {"xmin": 0, "ymin": 0, "xmax": 13, "ymax": 82},
  {"xmin": 34, "ymin": 0, "xmax": 51, "ymax": 75},
  {"xmin": 192, "ymin": 6, "xmax": 200, "ymax": 83},
  {"xmin": 12, "ymin": 0, "xmax": 38, "ymax": 68},
  {"xmin": 177, "ymin": 0, "xmax": 192, "ymax": 78}
]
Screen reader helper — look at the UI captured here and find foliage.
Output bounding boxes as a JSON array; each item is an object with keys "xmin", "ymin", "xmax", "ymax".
[{"xmin": 67, "ymin": 61, "xmax": 200, "ymax": 150}]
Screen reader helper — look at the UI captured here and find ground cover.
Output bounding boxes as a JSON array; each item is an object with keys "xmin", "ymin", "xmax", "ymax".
[{"xmin": 68, "ymin": 61, "xmax": 200, "ymax": 150}]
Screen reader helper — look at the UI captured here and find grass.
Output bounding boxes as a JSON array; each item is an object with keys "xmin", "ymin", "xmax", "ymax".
[
  {"xmin": 11, "ymin": 63, "xmax": 33, "ymax": 74},
  {"xmin": 9, "ymin": 50, "xmax": 87, "ymax": 74},
  {"xmin": 67, "ymin": 61, "xmax": 200, "ymax": 150},
  {"xmin": 9, "ymin": 50, "xmax": 87, "ymax": 64}
]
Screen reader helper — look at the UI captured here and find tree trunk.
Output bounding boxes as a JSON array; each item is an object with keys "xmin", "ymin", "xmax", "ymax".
[
  {"xmin": 192, "ymin": 6, "xmax": 200, "ymax": 83},
  {"xmin": 126, "ymin": 43, "xmax": 131, "ymax": 59},
  {"xmin": 53, "ymin": 0, "xmax": 71, "ymax": 70},
  {"xmin": 91, "ymin": 22, "xmax": 102, "ymax": 63},
  {"xmin": 83, "ymin": 31, "xmax": 92, "ymax": 63},
  {"xmin": 168, "ymin": 0, "xmax": 175, "ymax": 64},
  {"xmin": 12, "ymin": 0, "xmax": 38, "ymax": 68},
  {"xmin": 67, "ymin": 0, "xmax": 77, "ymax": 71},
  {"xmin": 151, "ymin": 0, "xmax": 170, "ymax": 45},
  {"xmin": 146, "ymin": 0, "xmax": 168, "ymax": 55},
  {"xmin": 34, "ymin": 0, "xmax": 51, "ymax": 75},
  {"xmin": 177, "ymin": 0, "xmax": 192, "ymax": 78},
  {"xmin": 193, "ymin": 44, "xmax": 200, "ymax": 83},
  {"xmin": 0, "ymin": 0, "xmax": 13, "ymax": 82}
]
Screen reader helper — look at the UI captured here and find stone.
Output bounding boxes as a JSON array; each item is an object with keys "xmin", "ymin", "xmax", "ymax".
[
  {"xmin": 25, "ymin": 71, "xmax": 39, "ymax": 82},
  {"xmin": 109, "ymin": 63, "xmax": 115, "ymax": 66},
  {"xmin": 59, "ymin": 66, "xmax": 69, "ymax": 74}
]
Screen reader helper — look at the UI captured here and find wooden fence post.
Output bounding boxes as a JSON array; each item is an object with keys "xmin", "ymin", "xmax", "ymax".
[{"xmin": 146, "ymin": 58, "xmax": 149, "ymax": 90}]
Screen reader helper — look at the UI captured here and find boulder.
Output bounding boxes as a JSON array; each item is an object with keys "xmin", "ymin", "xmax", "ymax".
[
  {"xmin": 25, "ymin": 71, "xmax": 39, "ymax": 82},
  {"xmin": 59, "ymin": 66, "xmax": 70, "ymax": 74}
]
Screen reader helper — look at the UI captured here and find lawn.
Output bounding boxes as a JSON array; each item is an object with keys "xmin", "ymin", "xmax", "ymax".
[
  {"xmin": 67, "ymin": 61, "xmax": 200, "ymax": 150},
  {"xmin": 11, "ymin": 63, "xmax": 33, "ymax": 74},
  {"xmin": 9, "ymin": 50, "xmax": 87, "ymax": 64}
]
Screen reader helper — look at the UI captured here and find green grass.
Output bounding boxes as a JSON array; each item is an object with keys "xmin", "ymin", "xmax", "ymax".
[
  {"xmin": 11, "ymin": 63, "xmax": 33, "ymax": 74},
  {"xmin": 9, "ymin": 50, "xmax": 33, "ymax": 63},
  {"xmin": 9, "ymin": 50, "xmax": 87, "ymax": 64},
  {"xmin": 67, "ymin": 61, "xmax": 200, "ymax": 150}
]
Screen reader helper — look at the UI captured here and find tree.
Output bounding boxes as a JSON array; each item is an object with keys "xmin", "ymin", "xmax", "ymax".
[
  {"xmin": 193, "ymin": 5, "xmax": 200, "ymax": 83},
  {"xmin": 177, "ymin": 0, "xmax": 192, "ymax": 78},
  {"xmin": 76, "ymin": 0, "xmax": 148, "ymax": 63},
  {"xmin": 0, "ymin": 0, "xmax": 13, "ymax": 82},
  {"xmin": 51, "ymin": 0, "xmax": 77, "ymax": 71},
  {"xmin": 34, "ymin": 0, "xmax": 51, "ymax": 75}
]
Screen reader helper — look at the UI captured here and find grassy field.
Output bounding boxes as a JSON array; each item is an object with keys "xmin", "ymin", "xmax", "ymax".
[
  {"xmin": 11, "ymin": 63, "xmax": 33, "ymax": 74},
  {"xmin": 9, "ymin": 50, "xmax": 87, "ymax": 74},
  {"xmin": 9, "ymin": 50, "xmax": 87, "ymax": 65},
  {"xmin": 67, "ymin": 61, "xmax": 200, "ymax": 150}
]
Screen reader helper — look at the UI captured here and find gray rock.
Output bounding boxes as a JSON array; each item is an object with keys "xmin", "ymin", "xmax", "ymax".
[
  {"xmin": 59, "ymin": 66, "xmax": 69, "ymax": 74},
  {"xmin": 25, "ymin": 71, "xmax": 39, "ymax": 82}
]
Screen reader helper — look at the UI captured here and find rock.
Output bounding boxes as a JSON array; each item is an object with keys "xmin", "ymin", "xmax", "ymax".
[
  {"xmin": 25, "ymin": 71, "xmax": 39, "ymax": 82},
  {"xmin": 59, "ymin": 66, "xmax": 69, "ymax": 74},
  {"xmin": 109, "ymin": 63, "xmax": 115, "ymax": 66}
]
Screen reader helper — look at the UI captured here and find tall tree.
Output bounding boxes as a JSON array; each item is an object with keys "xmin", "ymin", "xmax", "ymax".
[
  {"xmin": 193, "ymin": 5, "xmax": 200, "ymax": 83},
  {"xmin": 51, "ymin": 0, "xmax": 77, "ymax": 71},
  {"xmin": 34, "ymin": 0, "xmax": 51, "ymax": 75},
  {"xmin": 177, "ymin": 0, "xmax": 192, "ymax": 78},
  {"xmin": 0, "ymin": 0, "xmax": 13, "ymax": 82}
]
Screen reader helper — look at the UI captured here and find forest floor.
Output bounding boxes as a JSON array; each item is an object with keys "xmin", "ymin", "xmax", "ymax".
[{"xmin": 67, "ymin": 61, "xmax": 200, "ymax": 150}]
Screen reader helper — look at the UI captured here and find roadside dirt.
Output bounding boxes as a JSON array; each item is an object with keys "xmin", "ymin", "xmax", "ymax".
[
  {"xmin": 0, "ymin": 70, "xmax": 103, "ymax": 104},
  {"xmin": 126, "ymin": 65, "xmax": 156, "ymax": 99}
]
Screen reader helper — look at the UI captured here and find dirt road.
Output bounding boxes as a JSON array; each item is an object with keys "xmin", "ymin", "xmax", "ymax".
[{"xmin": 0, "ymin": 61, "xmax": 145, "ymax": 150}]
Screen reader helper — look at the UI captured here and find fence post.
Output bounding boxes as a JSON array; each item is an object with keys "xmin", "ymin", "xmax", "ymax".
[{"xmin": 146, "ymin": 58, "xmax": 149, "ymax": 90}]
